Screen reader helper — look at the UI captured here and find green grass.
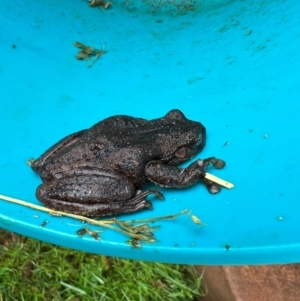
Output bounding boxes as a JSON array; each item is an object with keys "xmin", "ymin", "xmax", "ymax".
[{"xmin": 0, "ymin": 230, "xmax": 206, "ymax": 301}]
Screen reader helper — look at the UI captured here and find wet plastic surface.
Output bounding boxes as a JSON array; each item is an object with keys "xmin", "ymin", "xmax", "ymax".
[{"xmin": 0, "ymin": 0, "xmax": 299, "ymax": 264}]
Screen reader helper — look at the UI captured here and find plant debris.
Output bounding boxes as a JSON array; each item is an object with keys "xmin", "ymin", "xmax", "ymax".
[
  {"xmin": 40, "ymin": 220, "xmax": 49, "ymax": 228},
  {"xmin": 0, "ymin": 194, "xmax": 203, "ymax": 247},
  {"xmin": 89, "ymin": 0, "xmax": 111, "ymax": 9},
  {"xmin": 74, "ymin": 42, "xmax": 106, "ymax": 67},
  {"xmin": 77, "ymin": 227, "xmax": 102, "ymax": 241},
  {"xmin": 26, "ymin": 158, "xmax": 35, "ymax": 166}
]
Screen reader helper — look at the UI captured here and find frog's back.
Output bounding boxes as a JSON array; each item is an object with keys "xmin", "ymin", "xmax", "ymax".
[{"xmin": 32, "ymin": 110, "xmax": 205, "ymax": 184}]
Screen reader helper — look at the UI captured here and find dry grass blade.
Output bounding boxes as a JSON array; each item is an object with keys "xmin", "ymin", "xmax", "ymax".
[
  {"xmin": 0, "ymin": 194, "xmax": 199, "ymax": 245},
  {"xmin": 205, "ymin": 172, "xmax": 234, "ymax": 189}
]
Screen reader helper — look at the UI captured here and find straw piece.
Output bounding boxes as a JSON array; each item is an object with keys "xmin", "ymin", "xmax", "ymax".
[{"xmin": 205, "ymin": 172, "xmax": 234, "ymax": 189}]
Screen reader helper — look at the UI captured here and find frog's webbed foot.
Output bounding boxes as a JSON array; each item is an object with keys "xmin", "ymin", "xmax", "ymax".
[
  {"xmin": 200, "ymin": 157, "xmax": 226, "ymax": 194},
  {"xmin": 131, "ymin": 189, "xmax": 165, "ymax": 210},
  {"xmin": 100, "ymin": 189, "xmax": 164, "ymax": 216}
]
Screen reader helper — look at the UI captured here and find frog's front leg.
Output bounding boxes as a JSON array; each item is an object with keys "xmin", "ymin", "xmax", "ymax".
[
  {"xmin": 145, "ymin": 157, "xmax": 225, "ymax": 194},
  {"xmin": 36, "ymin": 169, "xmax": 163, "ymax": 217}
]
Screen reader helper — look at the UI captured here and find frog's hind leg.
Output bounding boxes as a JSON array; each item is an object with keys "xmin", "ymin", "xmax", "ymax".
[
  {"xmin": 37, "ymin": 189, "xmax": 164, "ymax": 217},
  {"xmin": 36, "ymin": 168, "xmax": 164, "ymax": 217}
]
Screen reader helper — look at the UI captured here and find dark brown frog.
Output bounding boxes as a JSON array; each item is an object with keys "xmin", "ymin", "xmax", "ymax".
[{"xmin": 31, "ymin": 110, "xmax": 225, "ymax": 216}]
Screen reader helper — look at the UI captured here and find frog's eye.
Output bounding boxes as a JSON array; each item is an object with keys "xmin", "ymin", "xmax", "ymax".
[{"xmin": 175, "ymin": 146, "xmax": 187, "ymax": 159}]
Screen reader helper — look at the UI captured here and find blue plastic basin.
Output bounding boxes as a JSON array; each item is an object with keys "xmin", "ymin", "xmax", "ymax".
[{"xmin": 0, "ymin": 0, "xmax": 299, "ymax": 264}]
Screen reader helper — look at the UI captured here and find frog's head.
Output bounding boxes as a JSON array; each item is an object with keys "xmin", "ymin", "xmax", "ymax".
[{"xmin": 158, "ymin": 110, "xmax": 206, "ymax": 165}]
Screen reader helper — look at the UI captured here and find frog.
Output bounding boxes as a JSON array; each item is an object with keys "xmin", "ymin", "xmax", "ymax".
[{"xmin": 31, "ymin": 109, "xmax": 225, "ymax": 217}]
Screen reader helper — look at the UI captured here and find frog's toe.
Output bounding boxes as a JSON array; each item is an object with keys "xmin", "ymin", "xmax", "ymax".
[
  {"xmin": 212, "ymin": 158, "xmax": 226, "ymax": 169},
  {"xmin": 142, "ymin": 200, "xmax": 153, "ymax": 209},
  {"xmin": 123, "ymin": 199, "xmax": 153, "ymax": 212},
  {"xmin": 203, "ymin": 178, "xmax": 222, "ymax": 194},
  {"xmin": 135, "ymin": 189, "xmax": 165, "ymax": 201},
  {"xmin": 203, "ymin": 157, "xmax": 226, "ymax": 169},
  {"xmin": 148, "ymin": 189, "xmax": 165, "ymax": 200}
]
